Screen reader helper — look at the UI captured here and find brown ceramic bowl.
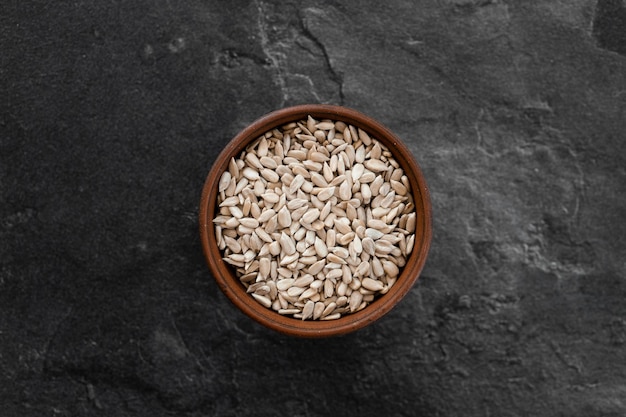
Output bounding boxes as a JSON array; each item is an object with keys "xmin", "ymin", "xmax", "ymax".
[{"xmin": 199, "ymin": 104, "xmax": 432, "ymax": 337}]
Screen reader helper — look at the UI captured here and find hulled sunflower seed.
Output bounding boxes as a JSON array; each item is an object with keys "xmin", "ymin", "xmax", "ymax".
[
  {"xmin": 277, "ymin": 205, "xmax": 291, "ymax": 228},
  {"xmin": 219, "ymin": 171, "xmax": 232, "ymax": 192},
  {"xmin": 308, "ymin": 259, "xmax": 326, "ymax": 275},
  {"xmin": 317, "ymin": 186, "xmax": 335, "ymax": 201},
  {"xmin": 361, "ymin": 278, "xmax": 385, "ymax": 292},
  {"xmin": 252, "ymin": 293, "xmax": 272, "ymax": 308},
  {"xmin": 302, "ymin": 300, "xmax": 315, "ymax": 320}
]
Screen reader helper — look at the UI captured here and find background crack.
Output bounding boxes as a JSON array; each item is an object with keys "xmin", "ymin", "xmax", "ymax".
[{"xmin": 297, "ymin": 9, "xmax": 345, "ymax": 105}]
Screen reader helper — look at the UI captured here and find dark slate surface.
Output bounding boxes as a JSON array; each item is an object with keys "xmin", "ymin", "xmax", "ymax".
[{"xmin": 2, "ymin": 1, "xmax": 626, "ymax": 416}]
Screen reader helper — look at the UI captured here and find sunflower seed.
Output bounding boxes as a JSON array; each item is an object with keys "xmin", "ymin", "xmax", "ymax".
[
  {"xmin": 406, "ymin": 234, "xmax": 415, "ymax": 254},
  {"xmin": 303, "ymin": 160, "xmax": 322, "ymax": 171},
  {"xmin": 276, "ymin": 279, "xmax": 294, "ymax": 291},
  {"xmin": 252, "ymin": 293, "xmax": 272, "ymax": 308},
  {"xmin": 308, "ymin": 259, "xmax": 326, "ymax": 275},
  {"xmin": 280, "ymin": 252, "xmax": 299, "ymax": 266},
  {"xmin": 337, "ymin": 232, "xmax": 355, "ymax": 246},
  {"xmin": 406, "ymin": 212, "xmax": 416, "ymax": 233},
  {"xmin": 310, "ymin": 151, "xmax": 329, "ymax": 163},
  {"xmin": 367, "ymin": 218, "xmax": 388, "ymax": 230},
  {"xmin": 302, "ymin": 300, "xmax": 315, "ymax": 320},
  {"xmin": 257, "ymin": 209, "xmax": 276, "ymax": 224},
  {"xmin": 313, "ymin": 302, "xmax": 325, "ymax": 320},
  {"xmin": 287, "ymin": 286, "xmax": 306, "ymax": 297},
  {"xmin": 223, "ymin": 236, "xmax": 241, "ymax": 253},
  {"xmin": 299, "ymin": 286, "xmax": 319, "ymax": 301},
  {"xmin": 316, "ymin": 186, "xmax": 335, "ymax": 201},
  {"xmin": 254, "ymin": 285, "xmax": 271, "ymax": 296},
  {"xmin": 322, "ymin": 302, "xmax": 337, "ymax": 317},
  {"xmin": 321, "ymin": 278, "xmax": 332, "ymax": 298},
  {"xmin": 314, "ymin": 237, "xmax": 328, "ymax": 258},
  {"xmin": 289, "ymin": 174, "xmax": 305, "ymax": 193},
  {"xmin": 361, "ymin": 278, "xmax": 384, "ymax": 292},
  {"xmin": 242, "ymin": 167, "xmax": 259, "ymax": 181},
  {"xmin": 293, "ymin": 274, "xmax": 315, "ymax": 288},
  {"xmin": 349, "ymin": 291, "xmax": 363, "ymax": 312},
  {"xmin": 316, "ymin": 121, "xmax": 335, "ymax": 130},
  {"xmin": 323, "ymin": 162, "xmax": 333, "ymax": 182},
  {"xmin": 261, "ymin": 192, "xmax": 279, "ymax": 204},
  {"xmin": 277, "ymin": 205, "xmax": 291, "ymax": 228},
  {"xmin": 338, "ymin": 180, "xmax": 352, "ymax": 201},
  {"xmin": 261, "ymin": 168, "xmax": 280, "ymax": 183},
  {"xmin": 301, "ymin": 208, "xmax": 321, "ymax": 224},
  {"xmin": 259, "ymin": 156, "xmax": 278, "ymax": 169},
  {"xmin": 239, "ymin": 217, "xmax": 259, "ymax": 228},
  {"xmin": 364, "ymin": 159, "xmax": 389, "ymax": 172},
  {"xmin": 365, "ymin": 228, "xmax": 385, "ymax": 240},
  {"xmin": 219, "ymin": 196, "xmax": 240, "ymax": 207},
  {"xmin": 279, "ymin": 232, "xmax": 296, "ymax": 255},
  {"xmin": 382, "ymin": 259, "xmax": 399, "ymax": 277},
  {"xmin": 228, "ymin": 157, "xmax": 239, "ymax": 178},
  {"xmin": 279, "ymin": 308, "xmax": 302, "ymax": 315},
  {"xmin": 355, "ymin": 261, "xmax": 370, "ymax": 277},
  {"xmin": 219, "ymin": 171, "xmax": 231, "ymax": 192},
  {"xmin": 334, "ymin": 218, "xmax": 352, "ymax": 234}
]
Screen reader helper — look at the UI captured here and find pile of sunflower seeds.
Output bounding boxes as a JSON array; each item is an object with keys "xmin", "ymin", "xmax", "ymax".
[{"xmin": 213, "ymin": 116, "xmax": 416, "ymax": 320}]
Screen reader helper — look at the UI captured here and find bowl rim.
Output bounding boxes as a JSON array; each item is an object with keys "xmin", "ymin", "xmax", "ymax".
[{"xmin": 199, "ymin": 104, "xmax": 432, "ymax": 338}]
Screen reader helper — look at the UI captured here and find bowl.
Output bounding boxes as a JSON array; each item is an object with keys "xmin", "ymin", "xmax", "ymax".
[{"xmin": 199, "ymin": 104, "xmax": 432, "ymax": 337}]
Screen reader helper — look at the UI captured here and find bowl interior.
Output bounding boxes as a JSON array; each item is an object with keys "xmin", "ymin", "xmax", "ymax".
[{"xmin": 199, "ymin": 104, "xmax": 432, "ymax": 337}]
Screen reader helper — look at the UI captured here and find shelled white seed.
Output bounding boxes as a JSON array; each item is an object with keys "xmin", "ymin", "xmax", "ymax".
[{"xmin": 213, "ymin": 115, "xmax": 417, "ymax": 320}]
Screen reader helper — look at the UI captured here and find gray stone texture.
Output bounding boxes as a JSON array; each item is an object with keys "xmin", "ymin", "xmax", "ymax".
[{"xmin": 2, "ymin": 0, "xmax": 625, "ymax": 416}]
